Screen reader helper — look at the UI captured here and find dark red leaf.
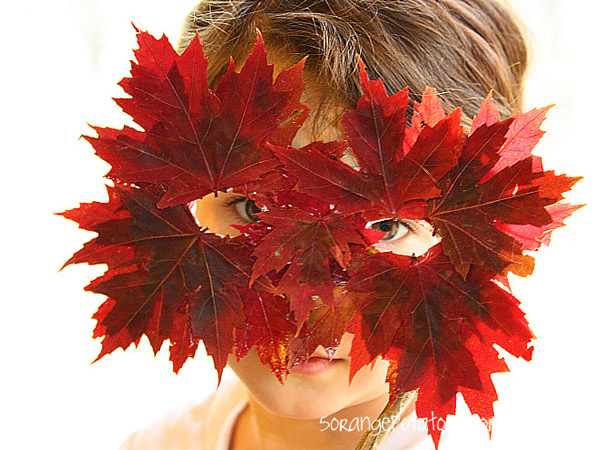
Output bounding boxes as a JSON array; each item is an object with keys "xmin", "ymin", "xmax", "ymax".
[
  {"xmin": 90, "ymin": 31, "xmax": 306, "ymax": 209},
  {"xmin": 272, "ymin": 68, "xmax": 462, "ymax": 221},
  {"xmin": 251, "ymin": 206, "xmax": 365, "ymax": 329},
  {"xmin": 345, "ymin": 245, "xmax": 533, "ymax": 445},
  {"xmin": 63, "ymin": 183, "xmax": 259, "ymax": 379},
  {"xmin": 233, "ymin": 288, "xmax": 296, "ymax": 382}
]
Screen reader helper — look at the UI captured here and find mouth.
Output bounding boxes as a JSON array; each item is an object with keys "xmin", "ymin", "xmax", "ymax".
[
  {"xmin": 289, "ymin": 355, "xmax": 344, "ymax": 376},
  {"xmin": 288, "ymin": 342, "xmax": 347, "ymax": 376}
]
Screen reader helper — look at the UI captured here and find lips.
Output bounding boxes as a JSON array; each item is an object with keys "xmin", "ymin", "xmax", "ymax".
[
  {"xmin": 287, "ymin": 341, "xmax": 345, "ymax": 376},
  {"xmin": 289, "ymin": 355, "xmax": 343, "ymax": 376}
]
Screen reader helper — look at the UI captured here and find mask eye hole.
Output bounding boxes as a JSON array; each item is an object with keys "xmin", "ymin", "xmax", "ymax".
[
  {"xmin": 368, "ymin": 218, "xmax": 411, "ymax": 242},
  {"xmin": 233, "ymin": 198, "xmax": 261, "ymax": 223}
]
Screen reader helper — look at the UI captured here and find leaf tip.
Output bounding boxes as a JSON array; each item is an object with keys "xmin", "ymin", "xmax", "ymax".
[{"xmin": 255, "ymin": 28, "xmax": 264, "ymax": 47}]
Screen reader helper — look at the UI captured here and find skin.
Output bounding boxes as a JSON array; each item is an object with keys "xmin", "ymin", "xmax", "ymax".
[{"xmin": 192, "ymin": 86, "xmax": 439, "ymax": 450}]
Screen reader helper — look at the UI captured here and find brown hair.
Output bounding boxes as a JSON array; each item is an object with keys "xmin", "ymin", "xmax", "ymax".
[{"xmin": 178, "ymin": 0, "xmax": 528, "ymax": 125}]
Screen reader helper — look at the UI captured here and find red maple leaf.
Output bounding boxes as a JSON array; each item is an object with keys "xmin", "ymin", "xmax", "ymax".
[
  {"xmin": 88, "ymin": 31, "xmax": 306, "ymax": 209},
  {"xmin": 233, "ymin": 288, "xmax": 295, "ymax": 382},
  {"xmin": 345, "ymin": 246, "xmax": 534, "ymax": 446},
  {"xmin": 272, "ymin": 65, "xmax": 462, "ymax": 221},
  {"xmin": 61, "ymin": 29, "xmax": 307, "ymax": 379},
  {"xmin": 62, "ymin": 184, "xmax": 202, "ymax": 364},
  {"xmin": 250, "ymin": 203, "xmax": 365, "ymax": 330},
  {"xmin": 427, "ymin": 101, "xmax": 581, "ymax": 278},
  {"xmin": 61, "ymin": 183, "xmax": 268, "ymax": 379}
]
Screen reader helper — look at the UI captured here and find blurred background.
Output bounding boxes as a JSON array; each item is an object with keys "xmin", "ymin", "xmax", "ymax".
[{"xmin": 1, "ymin": 0, "xmax": 598, "ymax": 448}]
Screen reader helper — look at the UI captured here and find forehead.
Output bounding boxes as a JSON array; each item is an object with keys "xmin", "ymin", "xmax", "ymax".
[
  {"xmin": 288, "ymin": 81, "xmax": 347, "ymax": 148},
  {"xmin": 265, "ymin": 55, "xmax": 346, "ymax": 148},
  {"xmin": 290, "ymin": 103, "xmax": 345, "ymax": 148}
]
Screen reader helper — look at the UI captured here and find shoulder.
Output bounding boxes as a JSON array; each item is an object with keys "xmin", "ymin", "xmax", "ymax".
[{"xmin": 119, "ymin": 379, "xmax": 248, "ymax": 450}]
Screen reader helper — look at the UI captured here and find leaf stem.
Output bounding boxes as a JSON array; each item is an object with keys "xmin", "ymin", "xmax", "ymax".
[{"xmin": 353, "ymin": 392, "xmax": 414, "ymax": 450}]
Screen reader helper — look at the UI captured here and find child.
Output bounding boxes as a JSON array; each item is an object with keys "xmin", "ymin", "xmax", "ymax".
[{"xmin": 119, "ymin": 1, "xmax": 530, "ymax": 449}]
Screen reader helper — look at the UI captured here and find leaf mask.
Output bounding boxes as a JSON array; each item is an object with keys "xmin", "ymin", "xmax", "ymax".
[{"xmin": 60, "ymin": 30, "xmax": 581, "ymax": 447}]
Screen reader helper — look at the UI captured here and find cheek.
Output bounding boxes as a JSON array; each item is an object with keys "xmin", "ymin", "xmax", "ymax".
[{"xmin": 373, "ymin": 221, "xmax": 440, "ymax": 257}]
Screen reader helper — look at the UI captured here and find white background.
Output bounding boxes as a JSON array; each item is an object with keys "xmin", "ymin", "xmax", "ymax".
[{"xmin": 1, "ymin": 1, "xmax": 598, "ymax": 449}]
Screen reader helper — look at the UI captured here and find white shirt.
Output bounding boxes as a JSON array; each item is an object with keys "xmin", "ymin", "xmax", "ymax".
[{"xmin": 119, "ymin": 379, "xmax": 491, "ymax": 450}]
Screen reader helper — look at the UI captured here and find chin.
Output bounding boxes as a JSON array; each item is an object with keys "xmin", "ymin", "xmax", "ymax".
[{"xmin": 227, "ymin": 348, "xmax": 390, "ymax": 420}]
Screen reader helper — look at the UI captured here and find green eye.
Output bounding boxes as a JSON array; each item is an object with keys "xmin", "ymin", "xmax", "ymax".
[
  {"xmin": 234, "ymin": 198, "xmax": 261, "ymax": 223},
  {"xmin": 369, "ymin": 219, "xmax": 410, "ymax": 242}
]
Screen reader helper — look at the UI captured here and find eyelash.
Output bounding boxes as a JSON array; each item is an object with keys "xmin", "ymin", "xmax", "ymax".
[
  {"xmin": 225, "ymin": 196, "xmax": 245, "ymax": 206},
  {"xmin": 225, "ymin": 197, "xmax": 261, "ymax": 223}
]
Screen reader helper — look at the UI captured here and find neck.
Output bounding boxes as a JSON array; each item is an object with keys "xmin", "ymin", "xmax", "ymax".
[{"xmin": 230, "ymin": 392, "xmax": 389, "ymax": 450}]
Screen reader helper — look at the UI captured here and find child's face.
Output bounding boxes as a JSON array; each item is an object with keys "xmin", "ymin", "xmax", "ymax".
[{"xmin": 192, "ymin": 87, "xmax": 439, "ymax": 419}]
